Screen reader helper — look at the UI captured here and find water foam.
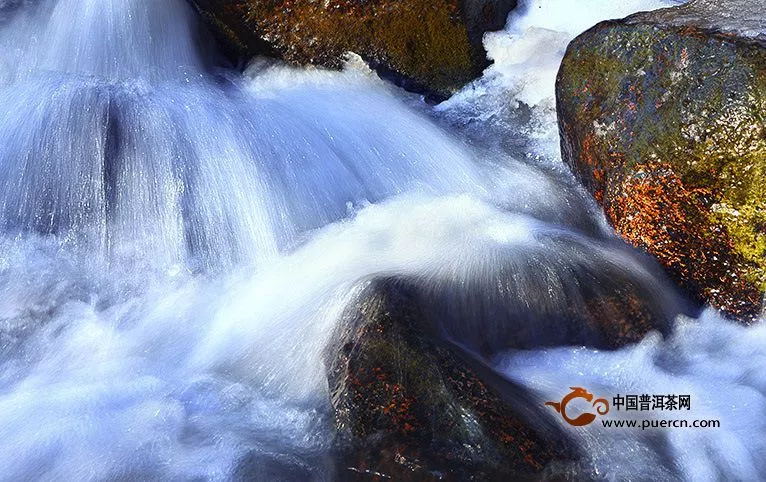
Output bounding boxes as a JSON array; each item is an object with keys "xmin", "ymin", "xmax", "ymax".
[{"xmin": 498, "ymin": 312, "xmax": 766, "ymax": 480}]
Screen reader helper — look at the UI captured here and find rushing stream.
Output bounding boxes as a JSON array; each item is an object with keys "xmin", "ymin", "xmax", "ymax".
[{"xmin": 0, "ymin": 0, "xmax": 762, "ymax": 480}]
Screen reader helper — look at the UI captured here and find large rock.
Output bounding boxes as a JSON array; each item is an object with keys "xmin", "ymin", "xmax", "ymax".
[
  {"xmin": 556, "ymin": 0, "xmax": 766, "ymax": 321},
  {"xmin": 326, "ymin": 279, "xmax": 578, "ymax": 480},
  {"xmin": 188, "ymin": 0, "xmax": 517, "ymax": 98}
]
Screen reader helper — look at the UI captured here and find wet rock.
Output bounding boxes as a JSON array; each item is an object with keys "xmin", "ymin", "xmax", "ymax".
[
  {"xmin": 325, "ymin": 279, "xmax": 578, "ymax": 480},
  {"xmin": 556, "ymin": 0, "xmax": 766, "ymax": 321},
  {"xmin": 412, "ymin": 244, "xmax": 679, "ymax": 354},
  {"xmin": 188, "ymin": 0, "xmax": 518, "ymax": 98}
]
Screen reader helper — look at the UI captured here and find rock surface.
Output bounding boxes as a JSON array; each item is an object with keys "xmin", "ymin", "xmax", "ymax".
[
  {"xmin": 325, "ymin": 279, "xmax": 578, "ymax": 480},
  {"xmin": 415, "ymin": 259, "xmax": 677, "ymax": 354},
  {"xmin": 188, "ymin": 0, "xmax": 517, "ymax": 98},
  {"xmin": 556, "ymin": 0, "xmax": 766, "ymax": 320}
]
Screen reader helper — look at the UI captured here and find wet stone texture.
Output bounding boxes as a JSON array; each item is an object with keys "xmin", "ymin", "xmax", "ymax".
[
  {"xmin": 325, "ymin": 279, "xmax": 578, "ymax": 480},
  {"xmin": 556, "ymin": 0, "xmax": 766, "ymax": 321},
  {"xmin": 187, "ymin": 0, "xmax": 517, "ymax": 98}
]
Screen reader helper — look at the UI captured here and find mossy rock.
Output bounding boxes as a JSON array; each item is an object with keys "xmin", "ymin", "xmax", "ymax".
[
  {"xmin": 325, "ymin": 279, "xmax": 579, "ymax": 480},
  {"xmin": 556, "ymin": 0, "xmax": 766, "ymax": 321},
  {"xmin": 188, "ymin": 0, "xmax": 517, "ymax": 98}
]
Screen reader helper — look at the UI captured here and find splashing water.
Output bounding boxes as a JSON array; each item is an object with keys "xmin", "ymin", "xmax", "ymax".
[{"xmin": 0, "ymin": 0, "xmax": 760, "ymax": 480}]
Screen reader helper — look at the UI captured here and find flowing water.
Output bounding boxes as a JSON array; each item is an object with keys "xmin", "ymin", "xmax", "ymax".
[{"xmin": 0, "ymin": 0, "xmax": 761, "ymax": 480}]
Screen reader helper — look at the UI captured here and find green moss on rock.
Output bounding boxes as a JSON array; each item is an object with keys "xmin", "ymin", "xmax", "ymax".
[
  {"xmin": 557, "ymin": 6, "xmax": 766, "ymax": 320},
  {"xmin": 189, "ymin": 0, "xmax": 517, "ymax": 97}
]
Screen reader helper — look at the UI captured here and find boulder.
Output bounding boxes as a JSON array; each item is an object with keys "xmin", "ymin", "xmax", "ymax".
[
  {"xmin": 188, "ymin": 0, "xmax": 517, "ymax": 98},
  {"xmin": 325, "ymin": 279, "xmax": 578, "ymax": 480},
  {"xmin": 556, "ymin": 0, "xmax": 766, "ymax": 321}
]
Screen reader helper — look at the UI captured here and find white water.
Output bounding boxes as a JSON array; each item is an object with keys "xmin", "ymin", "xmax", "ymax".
[
  {"xmin": 498, "ymin": 312, "xmax": 766, "ymax": 481},
  {"xmin": 0, "ymin": 0, "xmax": 760, "ymax": 480}
]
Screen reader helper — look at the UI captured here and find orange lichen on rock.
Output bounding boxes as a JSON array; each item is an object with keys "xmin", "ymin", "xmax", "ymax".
[
  {"xmin": 604, "ymin": 162, "xmax": 762, "ymax": 320},
  {"xmin": 325, "ymin": 280, "xmax": 577, "ymax": 479},
  {"xmin": 557, "ymin": 13, "xmax": 766, "ymax": 320}
]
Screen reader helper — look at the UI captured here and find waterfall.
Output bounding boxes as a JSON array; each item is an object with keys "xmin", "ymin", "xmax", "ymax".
[{"xmin": 0, "ymin": 0, "xmax": 760, "ymax": 480}]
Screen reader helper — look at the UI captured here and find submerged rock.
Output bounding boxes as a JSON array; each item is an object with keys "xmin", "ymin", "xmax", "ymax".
[
  {"xmin": 188, "ymin": 0, "xmax": 517, "ymax": 98},
  {"xmin": 325, "ymin": 279, "xmax": 578, "ymax": 480},
  {"xmin": 556, "ymin": 0, "xmax": 766, "ymax": 320},
  {"xmin": 415, "ymin": 258, "xmax": 677, "ymax": 354}
]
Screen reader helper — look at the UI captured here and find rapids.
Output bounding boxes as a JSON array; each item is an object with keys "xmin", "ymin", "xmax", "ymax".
[{"xmin": 0, "ymin": 0, "xmax": 761, "ymax": 480}]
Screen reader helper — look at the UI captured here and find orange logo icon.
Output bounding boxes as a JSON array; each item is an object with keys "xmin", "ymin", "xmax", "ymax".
[{"xmin": 545, "ymin": 387, "xmax": 610, "ymax": 426}]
